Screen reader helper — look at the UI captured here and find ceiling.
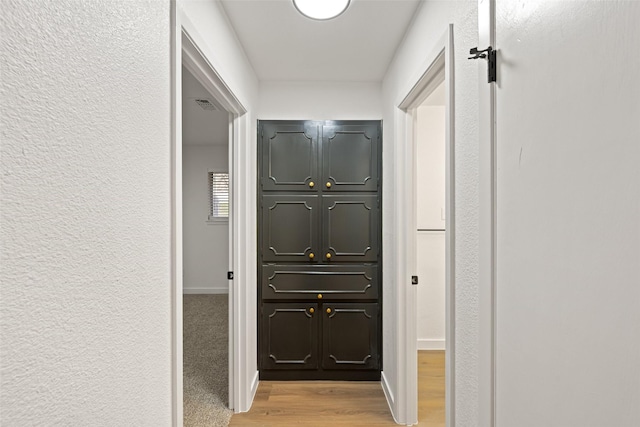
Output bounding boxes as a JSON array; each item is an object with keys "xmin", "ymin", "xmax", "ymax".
[
  {"xmin": 220, "ymin": 0, "xmax": 422, "ymax": 82},
  {"xmin": 182, "ymin": 66, "xmax": 229, "ymax": 146}
]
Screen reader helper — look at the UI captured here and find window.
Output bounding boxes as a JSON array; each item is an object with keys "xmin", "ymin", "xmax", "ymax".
[{"xmin": 208, "ymin": 171, "xmax": 229, "ymax": 221}]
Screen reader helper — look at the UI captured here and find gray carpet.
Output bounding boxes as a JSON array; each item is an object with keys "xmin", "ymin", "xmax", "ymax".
[{"xmin": 183, "ymin": 294, "xmax": 233, "ymax": 427}]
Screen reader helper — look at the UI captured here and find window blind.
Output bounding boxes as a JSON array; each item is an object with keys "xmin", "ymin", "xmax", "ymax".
[{"xmin": 209, "ymin": 172, "xmax": 229, "ymax": 220}]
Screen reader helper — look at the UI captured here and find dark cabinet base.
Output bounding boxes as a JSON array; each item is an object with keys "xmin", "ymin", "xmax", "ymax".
[{"xmin": 260, "ymin": 369, "xmax": 381, "ymax": 381}]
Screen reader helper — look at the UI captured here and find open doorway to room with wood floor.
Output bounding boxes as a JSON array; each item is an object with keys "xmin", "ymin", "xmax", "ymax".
[
  {"xmin": 397, "ymin": 24, "xmax": 455, "ymax": 426},
  {"xmin": 415, "ymin": 79, "xmax": 447, "ymax": 426}
]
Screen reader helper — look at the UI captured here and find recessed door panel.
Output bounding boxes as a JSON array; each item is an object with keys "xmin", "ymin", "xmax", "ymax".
[
  {"xmin": 262, "ymin": 195, "xmax": 319, "ymax": 262},
  {"xmin": 261, "ymin": 122, "xmax": 318, "ymax": 191},
  {"xmin": 261, "ymin": 303, "xmax": 318, "ymax": 370},
  {"xmin": 262, "ymin": 265, "xmax": 379, "ymax": 300},
  {"xmin": 322, "ymin": 195, "xmax": 379, "ymax": 262},
  {"xmin": 322, "ymin": 303, "xmax": 379, "ymax": 370},
  {"xmin": 322, "ymin": 123, "xmax": 379, "ymax": 192}
]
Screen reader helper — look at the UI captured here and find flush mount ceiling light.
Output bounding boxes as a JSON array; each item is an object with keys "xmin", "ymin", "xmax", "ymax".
[{"xmin": 293, "ymin": 0, "xmax": 351, "ymax": 20}]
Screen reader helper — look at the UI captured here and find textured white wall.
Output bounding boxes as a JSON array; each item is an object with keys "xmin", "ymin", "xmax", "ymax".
[
  {"xmin": 382, "ymin": 1, "xmax": 479, "ymax": 423},
  {"xmin": 183, "ymin": 145, "xmax": 229, "ymax": 293},
  {"xmin": 416, "ymin": 105, "xmax": 446, "ymax": 350},
  {"xmin": 258, "ymin": 81, "xmax": 382, "ymax": 119},
  {"xmin": 0, "ymin": 0, "xmax": 172, "ymax": 424}
]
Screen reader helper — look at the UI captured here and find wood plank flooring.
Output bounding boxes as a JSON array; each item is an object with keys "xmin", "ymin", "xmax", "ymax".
[{"xmin": 229, "ymin": 351, "xmax": 444, "ymax": 426}]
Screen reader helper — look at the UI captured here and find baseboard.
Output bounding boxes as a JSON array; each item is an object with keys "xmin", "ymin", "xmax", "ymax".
[
  {"xmin": 182, "ymin": 287, "xmax": 229, "ymax": 295},
  {"xmin": 249, "ymin": 370, "xmax": 259, "ymax": 407},
  {"xmin": 381, "ymin": 371, "xmax": 400, "ymax": 424},
  {"xmin": 417, "ymin": 339, "xmax": 445, "ymax": 351}
]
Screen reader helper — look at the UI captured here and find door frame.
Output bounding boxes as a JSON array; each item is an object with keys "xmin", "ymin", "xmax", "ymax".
[
  {"xmin": 395, "ymin": 25, "xmax": 455, "ymax": 426},
  {"xmin": 478, "ymin": 0, "xmax": 496, "ymax": 426},
  {"xmin": 171, "ymin": 4, "xmax": 249, "ymax": 425}
]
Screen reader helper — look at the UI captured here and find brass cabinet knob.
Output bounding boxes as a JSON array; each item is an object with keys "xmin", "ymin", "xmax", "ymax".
[
  {"xmin": 326, "ymin": 308, "xmax": 331, "ymax": 314},
  {"xmin": 317, "ymin": 293, "xmax": 323, "ymax": 299},
  {"xmin": 308, "ymin": 181, "xmax": 315, "ymax": 188},
  {"xmin": 326, "ymin": 182, "xmax": 332, "ymax": 188},
  {"xmin": 309, "ymin": 308, "xmax": 315, "ymax": 314},
  {"xmin": 308, "ymin": 252, "xmax": 315, "ymax": 260},
  {"xmin": 325, "ymin": 252, "xmax": 332, "ymax": 260}
]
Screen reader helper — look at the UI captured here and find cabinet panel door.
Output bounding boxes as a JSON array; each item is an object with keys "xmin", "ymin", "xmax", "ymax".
[
  {"xmin": 261, "ymin": 303, "xmax": 318, "ymax": 370},
  {"xmin": 262, "ymin": 195, "xmax": 319, "ymax": 262},
  {"xmin": 262, "ymin": 264, "xmax": 379, "ymax": 301},
  {"xmin": 322, "ymin": 123, "xmax": 379, "ymax": 192},
  {"xmin": 261, "ymin": 122, "xmax": 318, "ymax": 192},
  {"xmin": 322, "ymin": 195, "xmax": 379, "ymax": 262},
  {"xmin": 322, "ymin": 303, "xmax": 379, "ymax": 370}
]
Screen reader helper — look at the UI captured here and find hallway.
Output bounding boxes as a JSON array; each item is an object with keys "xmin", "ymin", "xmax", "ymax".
[{"xmin": 228, "ymin": 351, "xmax": 444, "ymax": 426}]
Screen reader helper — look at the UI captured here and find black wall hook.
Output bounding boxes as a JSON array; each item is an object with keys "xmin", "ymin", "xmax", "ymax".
[{"xmin": 469, "ymin": 46, "xmax": 497, "ymax": 83}]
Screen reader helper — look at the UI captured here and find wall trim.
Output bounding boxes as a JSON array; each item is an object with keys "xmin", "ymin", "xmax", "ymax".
[
  {"xmin": 183, "ymin": 287, "xmax": 229, "ymax": 295},
  {"xmin": 478, "ymin": 1, "xmax": 497, "ymax": 426},
  {"xmin": 381, "ymin": 371, "xmax": 400, "ymax": 424},
  {"xmin": 249, "ymin": 370, "xmax": 259, "ymax": 403},
  {"xmin": 395, "ymin": 25, "xmax": 456, "ymax": 427},
  {"xmin": 418, "ymin": 339, "xmax": 446, "ymax": 351}
]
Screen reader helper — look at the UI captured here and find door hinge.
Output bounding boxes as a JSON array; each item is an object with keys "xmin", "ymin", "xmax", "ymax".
[
  {"xmin": 411, "ymin": 276, "xmax": 419, "ymax": 285},
  {"xmin": 468, "ymin": 46, "xmax": 497, "ymax": 83},
  {"xmin": 228, "ymin": 271, "xmax": 234, "ymax": 280}
]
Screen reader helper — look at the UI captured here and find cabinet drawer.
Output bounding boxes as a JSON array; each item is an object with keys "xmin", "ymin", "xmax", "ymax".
[{"xmin": 262, "ymin": 265, "xmax": 378, "ymax": 300}]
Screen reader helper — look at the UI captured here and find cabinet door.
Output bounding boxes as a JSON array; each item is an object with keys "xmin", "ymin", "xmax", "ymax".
[
  {"xmin": 261, "ymin": 303, "xmax": 318, "ymax": 370},
  {"xmin": 322, "ymin": 303, "xmax": 379, "ymax": 370},
  {"xmin": 322, "ymin": 195, "xmax": 379, "ymax": 262},
  {"xmin": 321, "ymin": 123, "xmax": 379, "ymax": 192},
  {"xmin": 262, "ymin": 195, "xmax": 319, "ymax": 262},
  {"xmin": 260, "ymin": 122, "xmax": 318, "ymax": 192}
]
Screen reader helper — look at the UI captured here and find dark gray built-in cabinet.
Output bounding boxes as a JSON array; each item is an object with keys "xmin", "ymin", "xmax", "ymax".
[{"xmin": 258, "ymin": 120, "xmax": 382, "ymax": 380}]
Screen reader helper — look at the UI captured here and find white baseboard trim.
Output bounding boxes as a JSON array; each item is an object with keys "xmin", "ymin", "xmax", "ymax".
[
  {"xmin": 417, "ymin": 339, "xmax": 445, "ymax": 351},
  {"xmin": 183, "ymin": 287, "xmax": 229, "ymax": 295},
  {"xmin": 249, "ymin": 370, "xmax": 259, "ymax": 408},
  {"xmin": 381, "ymin": 371, "xmax": 400, "ymax": 424}
]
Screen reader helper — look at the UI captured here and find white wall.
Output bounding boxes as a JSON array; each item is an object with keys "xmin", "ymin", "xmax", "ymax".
[
  {"xmin": 1, "ymin": 0, "xmax": 262, "ymax": 422},
  {"xmin": 382, "ymin": 1, "xmax": 479, "ymax": 423},
  {"xmin": 183, "ymin": 145, "xmax": 229, "ymax": 294},
  {"xmin": 1, "ymin": 1, "xmax": 172, "ymax": 424},
  {"xmin": 416, "ymin": 105, "xmax": 446, "ymax": 350},
  {"xmin": 416, "ymin": 105, "xmax": 446, "ymax": 231},
  {"xmin": 258, "ymin": 81, "xmax": 382, "ymax": 119}
]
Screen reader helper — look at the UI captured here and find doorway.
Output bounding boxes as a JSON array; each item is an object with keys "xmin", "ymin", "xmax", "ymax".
[
  {"xmin": 396, "ymin": 25, "xmax": 455, "ymax": 426},
  {"xmin": 181, "ymin": 65, "xmax": 232, "ymax": 425},
  {"xmin": 172, "ymin": 13, "xmax": 252, "ymax": 424}
]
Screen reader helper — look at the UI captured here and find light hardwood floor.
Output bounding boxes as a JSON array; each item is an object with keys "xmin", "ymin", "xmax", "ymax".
[{"xmin": 229, "ymin": 350, "xmax": 444, "ymax": 426}]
